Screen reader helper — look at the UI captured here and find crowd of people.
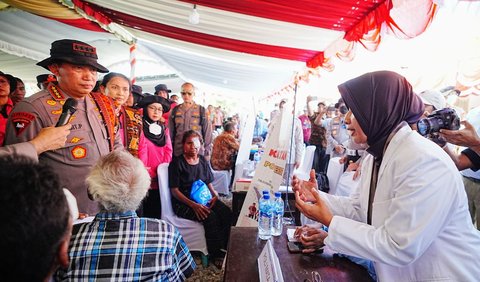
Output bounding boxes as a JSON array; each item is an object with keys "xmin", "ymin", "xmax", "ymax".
[
  {"xmin": 2, "ymin": 38, "xmax": 480, "ymax": 281},
  {"xmin": 0, "ymin": 38, "xmax": 240, "ymax": 280}
]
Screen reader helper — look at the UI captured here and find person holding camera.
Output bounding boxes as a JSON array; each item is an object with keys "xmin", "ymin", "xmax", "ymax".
[
  {"xmin": 417, "ymin": 90, "xmax": 480, "ymax": 229},
  {"xmin": 440, "ymin": 111, "xmax": 480, "ymax": 171},
  {"xmin": 306, "ymin": 96, "xmax": 329, "ymax": 174},
  {"xmin": 441, "ymin": 106, "xmax": 480, "ymax": 230},
  {"xmin": 294, "ymin": 71, "xmax": 480, "ymax": 281}
]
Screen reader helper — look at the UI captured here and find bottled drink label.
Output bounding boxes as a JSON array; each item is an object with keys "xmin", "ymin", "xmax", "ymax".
[
  {"xmin": 272, "ymin": 192, "xmax": 284, "ymax": 236},
  {"xmin": 258, "ymin": 194, "xmax": 272, "ymax": 240}
]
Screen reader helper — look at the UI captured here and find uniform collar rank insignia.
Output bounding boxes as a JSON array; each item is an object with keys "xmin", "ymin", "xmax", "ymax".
[{"xmin": 48, "ymin": 84, "xmax": 65, "ymax": 100}]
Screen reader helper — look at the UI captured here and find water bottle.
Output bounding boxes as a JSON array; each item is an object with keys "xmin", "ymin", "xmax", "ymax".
[
  {"xmin": 258, "ymin": 193, "xmax": 273, "ymax": 240},
  {"xmin": 272, "ymin": 192, "xmax": 284, "ymax": 236}
]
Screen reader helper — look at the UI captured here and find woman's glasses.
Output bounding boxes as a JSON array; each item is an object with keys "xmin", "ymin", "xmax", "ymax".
[{"xmin": 147, "ymin": 106, "xmax": 163, "ymax": 113}]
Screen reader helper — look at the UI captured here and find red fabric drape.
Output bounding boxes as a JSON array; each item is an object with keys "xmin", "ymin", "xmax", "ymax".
[
  {"xmin": 72, "ymin": 0, "xmax": 111, "ymax": 26},
  {"xmin": 179, "ymin": 0, "xmax": 386, "ymax": 31},
  {"xmin": 343, "ymin": 1, "xmax": 391, "ymax": 43}
]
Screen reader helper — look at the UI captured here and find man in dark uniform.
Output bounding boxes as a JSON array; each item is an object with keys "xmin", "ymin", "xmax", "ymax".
[
  {"xmin": 4, "ymin": 39, "xmax": 122, "ymax": 215},
  {"xmin": 169, "ymin": 82, "xmax": 212, "ymax": 159},
  {"xmin": 155, "ymin": 83, "xmax": 176, "ymax": 122}
]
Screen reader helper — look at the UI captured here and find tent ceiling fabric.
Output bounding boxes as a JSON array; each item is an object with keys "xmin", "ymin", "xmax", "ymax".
[
  {"xmin": 0, "ymin": 9, "xmax": 147, "ymax": 83},
  {"xmin": 2, "ymin": 0, "xmax": 105, "ymax": 31},
  {"xmin": 83, "ymin": 0, "xmax": 344, "ymax": 60},
  {"xmin": 177, "ymin": 0, "xmax": 379, "ymax": 30},
  {"xmin": 0, "ymin": 0, "xmax": 438, "ymax": 95}
]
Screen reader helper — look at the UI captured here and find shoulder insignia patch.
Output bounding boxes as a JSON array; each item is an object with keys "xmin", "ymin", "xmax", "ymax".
[
  {"xmin": 71, "ymin": 146, "xmax": 87, "ymax": 159},
  {"xmin": 11, "ymin": 112, "xmax": 35, "ymax": 136}
]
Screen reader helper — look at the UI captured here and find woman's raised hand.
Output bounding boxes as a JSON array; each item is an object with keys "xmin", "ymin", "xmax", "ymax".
[{"xmin": 292, "ymin": 169, "xmax": 319, "ymax": 203}]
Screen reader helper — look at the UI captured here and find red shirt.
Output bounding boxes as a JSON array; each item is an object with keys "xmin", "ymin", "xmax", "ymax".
[
  {"xmin": 0, "ymin": 98, "xmax": 14, "ymax": 145},
  {"xmin": 298, "ymin": 114, "xmax": 311, "ymax": 143}
]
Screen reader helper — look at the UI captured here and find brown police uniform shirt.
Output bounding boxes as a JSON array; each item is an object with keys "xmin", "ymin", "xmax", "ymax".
[
  {"xmin": 168, "ymin": 102, "xmax": 213, "ymax": 157},
  {"xmin": 4, "ymin": 84, "xmax": 122, "ymax": 215}
]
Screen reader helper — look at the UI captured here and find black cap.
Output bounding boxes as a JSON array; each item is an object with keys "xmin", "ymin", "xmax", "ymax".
[
  {"xmin": 36, "ymin": 74, "xmax": 57, "ymax": 84},
  {"xmin": 154, "ymin": 84, "xmax": 171, "ymax": 94},
  {"xmin": 37, "ymin": 39, "xmax": 108, "ymax": 73},
  {"xmin": 131, "ymin": 84, "xmax": 144, "ymax": 96},
  {"xmin": 137, "ymin": 94, "xmax": 171, "ymax": 113}
]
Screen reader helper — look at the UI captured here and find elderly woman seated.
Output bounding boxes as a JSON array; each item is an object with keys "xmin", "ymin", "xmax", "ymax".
[
  {"xmin": 169, "ymin": 130, "xmax": 233, "ymax": 259},
  {"xmin": 56, "ymin": 150, "xmax": 195, "ymax": 281}
]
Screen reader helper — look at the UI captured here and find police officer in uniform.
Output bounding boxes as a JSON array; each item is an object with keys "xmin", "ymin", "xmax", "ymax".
[
  {"xmin": 169, "ymin": 82, "xmax": 212, "ymax": 159},
  {"xmin": 325, "ymin": 103, "xmax": 350, "ymax": 159},
  {"xmin": 4, "ymin": 39, "xmax": 122, "ymax": 215}
]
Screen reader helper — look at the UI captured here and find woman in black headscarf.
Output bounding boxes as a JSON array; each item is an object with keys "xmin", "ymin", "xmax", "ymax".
[
  {"xmin": 294, "ymin": 71, "xmax": 480, "ymax": 281},
  {"xmin": 137, "ymin": 94, "xmax": 173, "ymax": 219}
]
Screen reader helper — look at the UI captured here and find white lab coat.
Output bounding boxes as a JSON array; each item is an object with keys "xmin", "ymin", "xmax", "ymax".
[{"xmin": 320, "ymin": 123, "xmax": 480, "ymax": 281}]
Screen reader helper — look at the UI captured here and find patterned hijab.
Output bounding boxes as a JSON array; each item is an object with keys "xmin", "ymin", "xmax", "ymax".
[{"xmin": 338, "ymin": 71, "xmax": 424, "ymax": 160}]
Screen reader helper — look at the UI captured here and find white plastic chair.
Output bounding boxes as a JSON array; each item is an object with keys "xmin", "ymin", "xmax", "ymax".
[
  {"xmin": 326, "ymin": 157, "xmax": 343, "ymax": 195},
  {"xmin": 211, "ymin": 169, "xmax": 231, "ymax": 195},
  {"xmin": 157, "ymin": 163, "xmax": 209, "ymax": 264}
]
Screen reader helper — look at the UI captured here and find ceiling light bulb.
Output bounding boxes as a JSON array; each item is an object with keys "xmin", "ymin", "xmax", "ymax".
[{"xmin": 189, "ymin": 4, "xmax": 200, "ymax": 25}]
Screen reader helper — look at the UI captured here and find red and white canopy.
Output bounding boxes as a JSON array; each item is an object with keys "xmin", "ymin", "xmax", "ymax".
[{"xmin": 1, "ymin": 0, "xmax": 477, "ymax": 98}]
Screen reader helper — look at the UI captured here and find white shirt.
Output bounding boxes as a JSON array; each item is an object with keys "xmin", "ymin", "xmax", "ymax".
[{"xmin": 320, "ymin": 124, "xmax": 480, "ymax": 281}]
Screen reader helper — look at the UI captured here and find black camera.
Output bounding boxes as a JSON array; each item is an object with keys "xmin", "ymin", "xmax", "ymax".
[{"xmin": 417, "ymin": 108, "xmax": 460, "ymax": 137}]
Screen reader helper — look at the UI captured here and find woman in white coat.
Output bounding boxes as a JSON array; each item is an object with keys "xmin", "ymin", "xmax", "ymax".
[{"xmin": 294, "ymin": 71, "xmax": 480, "ymax": 281}]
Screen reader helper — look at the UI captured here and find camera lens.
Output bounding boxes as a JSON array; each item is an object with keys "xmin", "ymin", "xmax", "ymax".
[{"xmin": 417, "ymin": 119, "xmax": 430, "ymax": 136}]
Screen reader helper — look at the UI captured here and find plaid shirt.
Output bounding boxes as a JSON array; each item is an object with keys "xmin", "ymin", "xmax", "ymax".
[{"xmin": 56, "ymin": 211, "xmax": 195, "ymax": 281}]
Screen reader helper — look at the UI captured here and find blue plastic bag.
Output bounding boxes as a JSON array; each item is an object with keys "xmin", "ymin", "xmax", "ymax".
[{"xmin": 190, "ymin": 180, "xmax": 212, "ymax": 206}]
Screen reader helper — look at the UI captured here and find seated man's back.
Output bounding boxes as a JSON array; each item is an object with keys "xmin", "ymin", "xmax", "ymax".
[
  {"xmin": 57, "ymin": 213, "xmax": 195, "ymax": 281},
  {"xmin": 55, "ymin": 150, "xmax": 195, "ymax": 281}
]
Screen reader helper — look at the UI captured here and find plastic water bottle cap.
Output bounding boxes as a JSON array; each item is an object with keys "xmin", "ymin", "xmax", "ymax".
[
  {"xmin": 274, "ymin": 192, "xmax": 281, "ymax": 198},
  {"xmin": 263, "ymin": 194, "xmax": 270, "ymax": 200},
  {"xmin": 262, "ymin": 190, "xmax": 269, "ymax": 194}
]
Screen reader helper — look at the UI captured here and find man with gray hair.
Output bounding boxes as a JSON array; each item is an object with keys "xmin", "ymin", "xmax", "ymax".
[{"xmin": 56, "ymin": 150, "xmax": 195, "ymax": 281}]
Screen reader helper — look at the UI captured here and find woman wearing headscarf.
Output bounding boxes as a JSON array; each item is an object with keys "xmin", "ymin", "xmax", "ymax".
[
  {"xmin": 137, "ymin": 95, "xmax": 173, "ymax": 219},
  {"xmin": 294, "ymin": 71, "xmax": 480, "ymax": 281}
]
